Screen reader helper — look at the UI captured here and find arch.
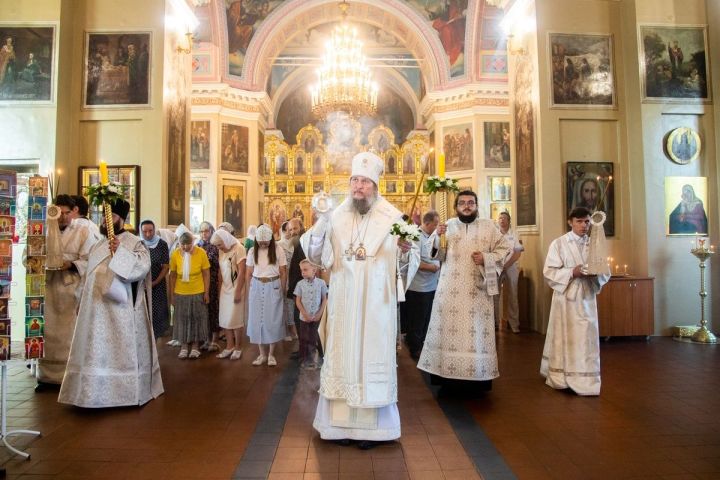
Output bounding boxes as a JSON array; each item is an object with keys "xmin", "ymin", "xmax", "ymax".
[{"xmin": 224, "ymin": 0, "xmax": 450, "ymax": 92}]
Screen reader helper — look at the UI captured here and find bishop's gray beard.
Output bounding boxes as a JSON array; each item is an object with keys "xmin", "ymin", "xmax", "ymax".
[
  {"xmin": 352, "ymin": 194, "xmax": 377, "ymax": 215},
  {"xmin": 458, "ymin": 211, "xmax": 478, "ymax": 223}
]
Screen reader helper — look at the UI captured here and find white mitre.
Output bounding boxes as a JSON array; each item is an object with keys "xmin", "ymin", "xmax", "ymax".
[{"xmin": 351, "ymin": 152, "xmax": 384, "ymax": 185}]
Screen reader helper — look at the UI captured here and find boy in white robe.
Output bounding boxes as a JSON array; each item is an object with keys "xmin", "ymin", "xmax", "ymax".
[
  {"xmin": 37, "ymin": 195, "xmax": 99, "ymax": 391},
  {"xmin": 540, "ymin": 207, "xmax": 610, "ymax": 396}
]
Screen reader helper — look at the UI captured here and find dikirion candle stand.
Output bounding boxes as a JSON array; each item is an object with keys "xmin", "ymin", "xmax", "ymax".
[
  {"xmin": 689, "ymin": 240, "xmax": 716, "ymax": 344},
  {"xmin": 424, "ymin": 153, "xmax": 459, "ymax": 260},
  {"xmin": 84, "ymin": 162, "xmax": 128, "ymax": 257}
]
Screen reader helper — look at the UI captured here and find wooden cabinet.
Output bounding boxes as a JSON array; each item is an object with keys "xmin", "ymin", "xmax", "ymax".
[{"xmin": 597, "ymin": 277, "xmax": 654, "ymax": 337}]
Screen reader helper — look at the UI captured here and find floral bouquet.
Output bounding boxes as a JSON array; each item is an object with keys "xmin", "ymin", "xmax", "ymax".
[
  {"xmin": 390, "ymin": 221, "xmax": 421, "ymax": 242},
  {"xmin": 424, "ymin": 175, "xmax": 459, "ymax": 193},
  {"xmin": 84, "ymin": 182, "xmax": 128, "ymax": 207}
]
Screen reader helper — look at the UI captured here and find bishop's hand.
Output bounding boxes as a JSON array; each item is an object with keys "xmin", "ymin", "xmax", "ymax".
[
  {"xmin": 397, "ymin": 239, "xmax": 411, "ymax": 253},
  {"xmin": 436, "ymin": 223, "xmax": 447, "ymax": 235}
]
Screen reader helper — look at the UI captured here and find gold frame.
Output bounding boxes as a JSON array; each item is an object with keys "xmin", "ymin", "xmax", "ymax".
[{"xmin": 78, "ymin": 165, "xmax": 140, "ymax": 230}]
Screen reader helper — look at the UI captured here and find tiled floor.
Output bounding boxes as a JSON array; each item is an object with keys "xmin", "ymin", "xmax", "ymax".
[{"xmin": 1, "ymin": 333, "xmax": 719, "ymax": 479}]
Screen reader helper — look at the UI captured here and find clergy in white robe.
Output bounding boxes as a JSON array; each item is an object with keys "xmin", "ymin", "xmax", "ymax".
[
  {"xmin": 540, "ymin": 207, "xmax": 610, "ymax": 396},
  {"xmin": 418, "ymin": 190, "xmax": 510, "ymax": 383},
  {"xmin": 59, "ymin": 199, "xmax": 163, "ymax": 408},
  {"xmin": 301, "ymin": 152, "xmax": 419, "ymax": 445},
  {"xmin": 39, "ymin": 195, "xmax": 100, "ymax": 387}
]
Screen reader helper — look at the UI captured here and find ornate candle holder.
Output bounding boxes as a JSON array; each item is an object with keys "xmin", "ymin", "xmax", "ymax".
[
  {"xmin": 424, "ymin": 176, "xmax": 459, "ymax": 261},
  {"xmin": 690, "ymin": 241, "xmax": 716, "ymax": 344}
]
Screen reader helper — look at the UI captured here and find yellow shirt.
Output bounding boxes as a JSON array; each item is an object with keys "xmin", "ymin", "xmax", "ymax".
[{"xmin": 170, "ymin": 247, "xmax": 210, "ymax": 295}]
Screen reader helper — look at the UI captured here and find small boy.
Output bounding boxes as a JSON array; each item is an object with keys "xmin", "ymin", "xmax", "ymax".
[{"xmin": 293, "ymin": 259, "xmax": 328, "ymax": 369}]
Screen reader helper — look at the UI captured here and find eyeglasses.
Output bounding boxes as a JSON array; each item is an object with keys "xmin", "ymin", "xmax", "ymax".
[{"xmin": 457, "ymin": 201, "xmax": 476, "ymax": 207}]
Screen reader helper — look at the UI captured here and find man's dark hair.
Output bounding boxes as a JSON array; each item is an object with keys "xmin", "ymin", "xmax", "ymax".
[
  {"xmin": 422, "ymin": 210, "xmax": 439, "ymax": 223},
  {"xmin": 140, "ymin": 219, "xmax": 155, "ymax": 229},
  {"xmin": 71, "ymin": 195, "xmax": 90, "ymax": 216},
  {"xmin": 568, "ymin": 206, "xmax": 592, "ymax": 220},
  {"xmin": 454, "ymin": 190, "xmax": 477, "ymax": 209},
  {"xmin": 55, "ymin": 194, "xmax": 75, "ymax": 209}
]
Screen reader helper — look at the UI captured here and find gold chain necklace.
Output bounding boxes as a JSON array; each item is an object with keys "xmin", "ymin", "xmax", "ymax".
[{"xmin": 345, "ymin": 212, "xmax": 371, "ymax": 261}]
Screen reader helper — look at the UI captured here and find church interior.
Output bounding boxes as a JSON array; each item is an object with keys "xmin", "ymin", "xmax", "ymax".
[{"xmin": 0, "ymin": 0, "xmax": 719, "ymax": 478}]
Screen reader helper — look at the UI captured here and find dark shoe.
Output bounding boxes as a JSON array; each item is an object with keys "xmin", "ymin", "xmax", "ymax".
[
  {"xmin": 332, "ymin": 439, "xmax": 353, "ymax": 447},
  {"xmin": 357, "ymin": 440, "xmax": 383, "ymax": 450},
  {"xmin": 35, "ymin": 381, "xmax": 59, "ymax": 393}
]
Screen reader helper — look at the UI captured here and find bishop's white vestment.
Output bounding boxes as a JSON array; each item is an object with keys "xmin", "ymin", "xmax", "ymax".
[
  {"xmin": 301, "ymin": 197, "xmax": 418, "ymax": 440},
  {"xmin": 59, "ymin": 231, "xmax": 164, "ymax": 408},
  {"xmin": 418, "ymin": 217, "xmax": 510, "ymax": 381},
  {"xmin": 39, "ymin": 218, "xmax": 100, "ymax": 384},
  {"xmin": 540, "ymin": 231, "xmax": 610, "ymax": 396}
]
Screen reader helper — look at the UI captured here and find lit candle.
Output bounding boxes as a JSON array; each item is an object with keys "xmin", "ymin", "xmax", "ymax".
[
  {"xmin": 99, "ymin": 161, "xmax": 109, "ymax": 185},
  {"xmin": 711, "ymin": 245, "xmax": 715, "ymax": 253},
  {"xmin": 623, "ymin": 264, "xmax": 628, "ymax": 275},
  {"xmin": 438, "ymin": 153, "xmax": 445, "ymax": 178},
  {"xmin": 615, "ymin": 264, "xmax": 619, "ymax": 274}
]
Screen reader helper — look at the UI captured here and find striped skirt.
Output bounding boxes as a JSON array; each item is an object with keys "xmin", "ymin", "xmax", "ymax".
[
  {"xmin": 247, "ymin": 278, "xmax": 285, "ymax": 345},
  {"xmin": 173, "ymin": 293, "xmax": 209, "ymax": 344}
]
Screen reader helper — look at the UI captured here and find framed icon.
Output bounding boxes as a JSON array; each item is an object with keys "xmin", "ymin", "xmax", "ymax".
[{"xmin": 665, "ymin": 127, "xmax": 701, "ymax": 165}]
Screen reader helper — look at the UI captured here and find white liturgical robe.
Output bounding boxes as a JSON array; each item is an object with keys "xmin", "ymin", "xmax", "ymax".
[
  {"xmin": 59, "ymin": 231, "xmax": 164, "ymax": 408},
  {"xmin": 39, "ymin": 218, "xmax": 100, "ymax": 384},
  {"xmin": 418, "ymin": 217, "xmax": 510, "ymax": 381},
  {"xmin": 301, "ymin": 197, "xmax": 419, "ymax": 440},
  {"xmin": 540, "ymin": 231, "xmax": 610, "ymax": 396}
]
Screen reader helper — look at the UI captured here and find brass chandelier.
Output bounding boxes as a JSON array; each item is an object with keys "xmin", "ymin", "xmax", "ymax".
[{"xmin": 310, "ymin": 1, "xmax": 378, "ymax": 118}]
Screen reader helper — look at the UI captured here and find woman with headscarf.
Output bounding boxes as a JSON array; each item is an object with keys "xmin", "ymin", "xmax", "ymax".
[
  {"xmin": 244, "ymin": 224, "xmax": 257, "ymax": 251},
  {"xmin": 669, "ymin": 184, "xmax": 708, "ymax": 234},
  {"xmin": 140, "ymin": 220, "xmax": 170, "ymax": 338},
  {"xmin": 168, "ymin": 232, "xmax": 210, "ymax": 359},
  {"xmin": 165, "ymin": 223, "xmax": 191, "ymax": 347},
  {"xmin": 211, "ymin": 229, "xmax": 247, "ymax": 360},
  {"xmin": 245, "ymin": 224, "xmax": 287, "ymax": 366},
  {"xmin": 197, "ymin": 221, "xmax": 221, "ymax": 351}
]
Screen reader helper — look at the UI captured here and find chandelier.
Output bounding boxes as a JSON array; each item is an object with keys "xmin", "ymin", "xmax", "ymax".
[{"xmin": 310, "ymin": 2, "xmax": 378, "ymax": 118}]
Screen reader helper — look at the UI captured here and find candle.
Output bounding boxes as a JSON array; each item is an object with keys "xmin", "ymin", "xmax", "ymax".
[
  {"xmin": 99, "ymin": 161, "xmax": 109, "ymax": 185},
  {"xmin": 711, "ymin": 245, "xmax": 715, "ymax": 253},
  {"xmin": 615, "ymin": 264, "xmax": 619, "ymax": 274},
  {"xmin": 438, "ymin": 153, "xmax": 445, "ymax": 178},
  {"xmin": 623, "ymin": 264, "xmax": 628, "ymax": 274}
]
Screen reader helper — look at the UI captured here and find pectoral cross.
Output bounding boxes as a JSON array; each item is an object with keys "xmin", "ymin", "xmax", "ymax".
[{"xmin": 345, "ymin": 245, "xmax": 355, "ymax": 261}]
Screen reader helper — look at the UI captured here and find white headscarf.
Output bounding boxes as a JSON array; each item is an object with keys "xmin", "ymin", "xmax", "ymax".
[
  {"xmin": 255, "ymin": 224, "xmax": 273, "ymax": 242},
  {"xmin": 173, "ymin": 224, "xmax": 191, "ymax": 251},
  {"xmin": 218, "ymin": 222, "xmax": 235, "ymax": 234},
  {"xmin": 210, "ymin": 229, "xmax": 238, "ymax": 251},
  {"xmin": 177, "ymin": 232, "xmax": 194, "ymax": 282},
  {"xmin": 246, "ymin": 224, "xmax": 257, "ymax": 241},
  {"xmin": 157, "ymin": 228, "xmax": 177, "ymax": 250}
]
